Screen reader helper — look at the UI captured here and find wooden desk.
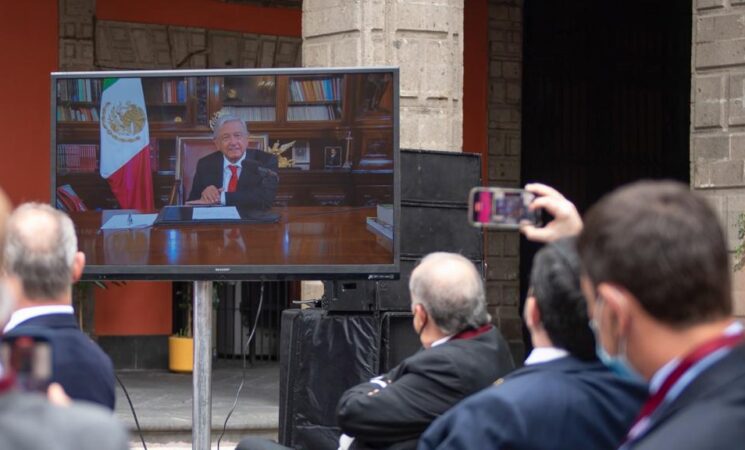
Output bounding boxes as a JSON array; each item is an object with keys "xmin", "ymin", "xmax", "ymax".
[{"xmin": 71, "ymin": 207, "xmax": 393, "ymax": 273}]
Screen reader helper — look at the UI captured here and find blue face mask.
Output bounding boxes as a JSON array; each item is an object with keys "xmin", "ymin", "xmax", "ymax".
[{"xmin": 589, "ymin": 300, "xmax": 643, "ymax": 382}]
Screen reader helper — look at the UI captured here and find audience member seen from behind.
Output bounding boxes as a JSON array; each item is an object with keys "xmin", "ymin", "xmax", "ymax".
[
  {"xmin": 335, "ymin": 252, "xmax": 515, "ymax": 450},
  {"xmin": 3, "ymin": 203, "xmax": 116, "ymax": 410},
  {"xmin": 420, "ymin": 238, "xmax": 646, "ymax": 450},
  {"xmin": 0, "ymin": 192, "xmax": 129, "ymax": 450},
  {"xmin": 237, "ymin": 252, "xmax": 515, "ymax": 450},
  {"xmin": 576, "ymin": 180, "xmax": 745, "ymax": 450}
]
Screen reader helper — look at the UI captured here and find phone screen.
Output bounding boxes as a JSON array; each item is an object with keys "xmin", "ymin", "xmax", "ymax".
[
  {"xmin": 0, "ymin": 336, "xmax": 52, "ymax": 392},
  {"xmin": 471, "ymin": 190, "xmax": 494, "ymax": 225},
  {"xmin": 468, "ymin": 187, "xmax": 542, "ymax": 229}
]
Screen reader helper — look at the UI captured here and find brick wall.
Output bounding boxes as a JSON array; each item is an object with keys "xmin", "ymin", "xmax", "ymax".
[
  {"xmin": 692, "ymin": 0, "xmax": 745, "ymax": 320},
  {"xmin": 486, "ymin": 0, "xmax": 524, "ymax": 359}
]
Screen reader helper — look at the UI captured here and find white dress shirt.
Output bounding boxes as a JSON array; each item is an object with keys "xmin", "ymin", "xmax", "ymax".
[
  {"xmin": 524, "ymin": 346, "xmax": 569, "ymax": 366},
  {"xmin": 3, "ymin": 305, "xmax": 75, "ymax": 333}
]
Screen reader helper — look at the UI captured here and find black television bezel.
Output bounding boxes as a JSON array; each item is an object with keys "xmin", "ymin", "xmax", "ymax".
[{"xmin": 50, "ymin": 67, "xmax": 400, "ymax": 281}]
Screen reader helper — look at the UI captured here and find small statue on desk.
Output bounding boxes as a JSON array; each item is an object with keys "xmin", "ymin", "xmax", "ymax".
[{"xmin": 266, "ymin": 140, "xmax": 296, "ymax": 169}]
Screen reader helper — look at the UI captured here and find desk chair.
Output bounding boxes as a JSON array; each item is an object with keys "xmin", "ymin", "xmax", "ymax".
[{"xmin": 171, "ymin": 137, "xmax": 217, "ymax": 205}]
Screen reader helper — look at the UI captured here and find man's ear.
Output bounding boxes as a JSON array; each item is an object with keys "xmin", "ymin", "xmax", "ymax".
[
  {"xmin": 524, "ymin": 296, "xmax": 542, "ymax": 331},
  {"xmin": 597, "ymin": 283, "xmax": 631, "ymax": 335},
  {"xmin": 71, "ymin": 251, "xmax": 85, "ymax": 283}
]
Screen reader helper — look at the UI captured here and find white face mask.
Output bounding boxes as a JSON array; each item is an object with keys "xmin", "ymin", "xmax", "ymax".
[{"xmin": 589, "ymin": 298, "xmax": 643, "ymax": 382}]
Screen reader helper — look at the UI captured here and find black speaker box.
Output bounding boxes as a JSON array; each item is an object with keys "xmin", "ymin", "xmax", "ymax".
[
  {"xmin": 279, "ymin": 309, "xmax": 379, "ymax": 449},
  {"xmin": 379, "ymin": 312, "xmax": 420, "ymax": 373},
  {"xmin": 326, "ymin": 258, "xmax": 485, "ymax": 312},
  {"xmin": 401, "ymin": 149, "xmax": 481, "ymax": 205}
]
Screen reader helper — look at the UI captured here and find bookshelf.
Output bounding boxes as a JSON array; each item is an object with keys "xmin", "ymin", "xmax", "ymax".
[{"xmin": 55, "ymin": 72, "xmax": 394, "ymax": 209}]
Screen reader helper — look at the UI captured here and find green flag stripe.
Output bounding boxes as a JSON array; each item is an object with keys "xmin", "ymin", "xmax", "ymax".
[{"xmin": 102, "ymin": 78, "xmax": 118, "ymax": 90}]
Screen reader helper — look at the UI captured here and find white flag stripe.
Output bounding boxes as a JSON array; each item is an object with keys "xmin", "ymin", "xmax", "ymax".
[{"xmin": 99, "ymin": 78, "xmax": 150, "ymax": 178}]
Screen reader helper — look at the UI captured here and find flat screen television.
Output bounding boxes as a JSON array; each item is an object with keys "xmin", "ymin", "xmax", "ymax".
[{"xmin": 50, "ymin": 67, "xmax": 399, "ymax": 280}]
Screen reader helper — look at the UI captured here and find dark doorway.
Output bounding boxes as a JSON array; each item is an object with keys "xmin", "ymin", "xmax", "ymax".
[{"xmin": 520, "ymin": 0, "xmax": 692, "ymax": 350}]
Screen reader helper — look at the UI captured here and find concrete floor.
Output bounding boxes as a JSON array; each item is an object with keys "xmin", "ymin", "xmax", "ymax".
[{"xmin": 115, "ymin": 360, "xmax": 280, "ymax": 450}]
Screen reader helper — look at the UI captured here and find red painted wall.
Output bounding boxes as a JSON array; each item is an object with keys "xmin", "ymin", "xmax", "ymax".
[
  {"xmin": 95, "ymin": 282, "xmax": 173, "ymax": 335},
  {"xmin": 0, "ymin": 2, "xmax": 57, "ymax": 205},
  {"xmin": 463, "ymin": 0, "xmax": 489, "ymax": 182}
]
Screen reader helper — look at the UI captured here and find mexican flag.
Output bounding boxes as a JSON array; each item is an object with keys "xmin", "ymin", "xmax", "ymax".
[{"xmin": 99, "ymin": 78, "xmax": 154, "ymax": 210}]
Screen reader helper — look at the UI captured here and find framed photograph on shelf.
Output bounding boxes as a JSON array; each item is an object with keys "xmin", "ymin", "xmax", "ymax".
[
  {"xmin": 247, "ymin": 133, "xmax": 268, "ymax": 152},
  {"xmin": 292, "ymin": 141, "xmax": 310, "ymax": 165},
  {"xmin": 324, "ymin": 146, "xmax": 342, "ymax": 168}
]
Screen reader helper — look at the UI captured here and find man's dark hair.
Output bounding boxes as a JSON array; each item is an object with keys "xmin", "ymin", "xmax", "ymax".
[
  {"xmin": 530, "ymin": 237, "xmax": 595, "ymax": 361},
  {"xmin": 577, "ymin": 180, "xmax": 731, "ymax": 327}
]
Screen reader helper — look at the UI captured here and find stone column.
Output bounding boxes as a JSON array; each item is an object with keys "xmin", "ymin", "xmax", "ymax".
[
  {"xmin": 302, "ymin": 0, "xmax": 464, "ymax": 152},
  {"xmin": 692, "ymin": 0, "xmax": 745, "ymax": 321}
]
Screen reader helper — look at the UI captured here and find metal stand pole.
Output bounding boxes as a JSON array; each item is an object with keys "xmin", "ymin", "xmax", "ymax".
[{"xmin": 193, "ymin": 281, "xmax": 213, "ymax": 450}]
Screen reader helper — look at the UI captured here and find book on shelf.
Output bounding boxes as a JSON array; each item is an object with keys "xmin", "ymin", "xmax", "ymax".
[
  {"xmin": 222, "ymin": 106, "xmax": 276, "ymax": 122},
  {"xmin": 287, "ymin": 105, "xmax": 340, "ymax": 121},
  {"xmin": 289, "ymin": 77, "xmax": 342, "ymax": 102},
  {"xmin": 161, "ymin": 80, "xmax": 187, "ymax": 103},
  {"xmin": 56, "ymin": 106, "xmax": 99, "ymax": 122},
  {"xmin": 56, "ymin": 144, "xmax": 98, "ymax": 173},
  {"xmin": 57, "ymin": 79, "xmax": 102, "ymax": 102}
]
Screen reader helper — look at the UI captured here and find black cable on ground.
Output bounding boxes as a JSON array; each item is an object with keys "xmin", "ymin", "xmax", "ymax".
[
  {"xmin": 217, "ymin": 282, "xmax": 265, "ymax": 450},
  {"xmin": 115, "ymin": 373, "xmax": 147, "ymax": 450}
]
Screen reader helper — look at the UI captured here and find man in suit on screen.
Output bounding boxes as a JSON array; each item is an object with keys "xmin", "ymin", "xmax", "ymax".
[{"xmin": 187, "ymin": 114, "xmax": 278, "ymax": 210}]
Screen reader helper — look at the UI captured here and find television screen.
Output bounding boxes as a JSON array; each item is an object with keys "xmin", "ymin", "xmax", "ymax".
[{"xmin": 51, "ymin": 68, "xmax": 399, "ymax": 280}]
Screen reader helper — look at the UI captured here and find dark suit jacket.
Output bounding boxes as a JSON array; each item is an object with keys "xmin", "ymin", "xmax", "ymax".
[
  {"xmin": 419, "ymin": 356, "xmax": 647, "ymax": 450},
  {"xmin": 5, "ymin": 314, "xmax": 116, "ymax": 410},
  {"xmin": 187, "ymin": 149, "xmax": 278, "ymax": 210},
  {"xmin": 630, "ymin": 343, "xmax": 745, "ymax": 450},
  {"xmin": 336, "ymin": 327, "xmax": 515, "ymax": 450}
]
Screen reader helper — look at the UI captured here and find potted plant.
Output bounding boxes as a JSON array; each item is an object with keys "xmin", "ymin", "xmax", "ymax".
[{"xmin": 168, "ymin": 282, "xmax": 193, "ymax": 373}]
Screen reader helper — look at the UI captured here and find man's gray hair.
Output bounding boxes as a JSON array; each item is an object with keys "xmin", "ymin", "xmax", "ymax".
[
  {"xmin": 3, "ymin": 203, "xmax": 78, "ymax": 299},
  {"xmin": 212, "ymin": 113, "xmax": 248, "ymax": 140},
  {"xmin": 408, "ymin": 252, "xmax": 491, "ymax": 335}
]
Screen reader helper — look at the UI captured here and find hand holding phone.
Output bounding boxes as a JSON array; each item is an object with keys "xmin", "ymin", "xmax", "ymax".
[
  {"xmin": 468, "ymin": 187, "xmax": 543, "ymax": 230},
  {"xmin": 520, "ymin": 183, "xmax": 583, "ymax": 242},
  {"xmin": 0, "ymin": 334, "xmax": 53, "ymax": 392}
]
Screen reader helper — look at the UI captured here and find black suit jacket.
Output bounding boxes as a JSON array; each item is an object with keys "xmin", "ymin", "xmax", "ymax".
[
  {"xmin": 630, "ymin": 343, "xmax": 745, "ymax": 450},
  {"xmin": 187, "ymin": 149, "xmax": 278, "ymax": 210},
  {"xmin": 419, "ymin": 355, "xmax": 647, "ymax": 450},
  {"xmin": 5, "ymin": 314, "xmax": 116, "ymax": 410},
  {"xmin": 336, "ymin": 327, "xmax": 515, "ymax": 450}
]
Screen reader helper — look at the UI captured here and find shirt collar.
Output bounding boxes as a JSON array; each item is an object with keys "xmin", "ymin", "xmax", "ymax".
[
  {"xmin": 649, "ymin": 321, "xmax": 745, "ymax": 393},
  {"xmin": 524, "ymin": 346, "xmax": 570, "ymax": 366},
  {"xmin": 431, "ymin": 334, "xmax": 454, "ymax": 348},
  {"xmin": 3, "ymin": 305, "xmax": 75, "ymax": 333},
  {"xmin": 223, "ymin": 151, "xmax": 246, "ymax": 169}
]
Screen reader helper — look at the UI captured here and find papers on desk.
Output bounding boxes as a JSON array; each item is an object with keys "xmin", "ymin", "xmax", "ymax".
[
  {"xmin": 192, "ymin": 206, "xmax": 241, "ymax": 221},
  {"xmin": 101, "ymin": 213, "xmax": 158, "ymax": 230}
]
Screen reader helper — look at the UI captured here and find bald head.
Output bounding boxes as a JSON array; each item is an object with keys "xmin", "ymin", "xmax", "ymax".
[
  {"xmin": 408, "ymin": 252, "xmax": 490, "ymax": 335},
  {"xmin": 4, "ymin": 203, "xmax": 79, "ymax": 300}
]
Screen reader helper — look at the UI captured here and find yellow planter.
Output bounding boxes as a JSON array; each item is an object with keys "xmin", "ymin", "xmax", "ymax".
[{"xmin": 168, "ymin": 336, "xmax": 194, "ymax": 373}]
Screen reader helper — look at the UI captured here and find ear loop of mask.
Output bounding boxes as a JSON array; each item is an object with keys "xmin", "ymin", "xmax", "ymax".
[{"xmin": 416, "ymin": 304, "xmax": 428, "ymax": 338}]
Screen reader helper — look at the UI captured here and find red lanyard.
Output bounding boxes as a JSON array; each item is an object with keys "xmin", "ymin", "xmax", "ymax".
[{"xmin": 627, "ymin": 331, "xmax": 744, "ymax": 440}]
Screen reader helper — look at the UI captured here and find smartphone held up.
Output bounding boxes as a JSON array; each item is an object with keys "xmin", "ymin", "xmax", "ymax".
[{"xmin": 468, "ymin": 187, "xmax": 543, "ymax": 229}]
